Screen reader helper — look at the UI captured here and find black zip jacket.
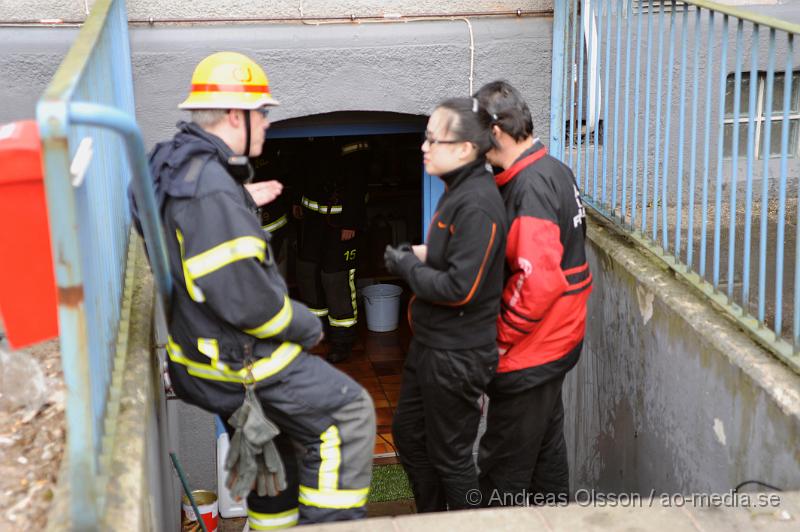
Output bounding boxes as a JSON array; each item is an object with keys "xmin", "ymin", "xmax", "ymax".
[{"xmin": 395, "ymin": 158, "xmax": 507, "ymax": 350}]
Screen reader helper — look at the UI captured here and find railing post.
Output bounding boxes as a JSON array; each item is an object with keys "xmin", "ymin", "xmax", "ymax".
[
  {"xmin": 37, "ymin": 99, "xmax": 99, "ymax": 531},
  {"xmin": 550, "ymin": 0, "xmax": 568, "ymax": 160}
]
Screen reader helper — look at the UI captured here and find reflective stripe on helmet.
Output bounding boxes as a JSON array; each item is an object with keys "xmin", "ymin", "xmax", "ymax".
[{"xmin": 191, "ymin": 83, "xmax": 271, "ymax": 94}]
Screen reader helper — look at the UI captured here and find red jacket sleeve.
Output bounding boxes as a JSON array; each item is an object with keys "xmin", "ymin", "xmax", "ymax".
[{"xmin": 497, "ymin": 215, "xmax": 567, "ymax": 348}]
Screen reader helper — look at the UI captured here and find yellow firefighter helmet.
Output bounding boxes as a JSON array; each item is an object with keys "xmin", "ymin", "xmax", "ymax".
[{"xmin": 179, "ymin": 51, "xmax": 280, "ymax": 110}]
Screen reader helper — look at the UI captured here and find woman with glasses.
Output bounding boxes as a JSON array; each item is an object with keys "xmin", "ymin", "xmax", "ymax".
[{"xmin": 384, "ymin": 97, "xmax": 508, "ymax": 512}]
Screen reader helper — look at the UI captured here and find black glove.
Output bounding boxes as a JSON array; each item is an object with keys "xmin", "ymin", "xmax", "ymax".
[{"xmin": 384, "ymin": 243, "xmax": 413, "ymax": 275}]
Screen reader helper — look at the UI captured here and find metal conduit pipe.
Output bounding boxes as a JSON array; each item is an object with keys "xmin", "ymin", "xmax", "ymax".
[{"xmin": 0, "ymin": 8, "xmax": 553, "ymax": 27}]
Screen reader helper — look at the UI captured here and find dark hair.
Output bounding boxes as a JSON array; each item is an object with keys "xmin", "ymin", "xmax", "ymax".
[
  {"xmin": 473, "ymin": 80, "xmax": 534, "ymax": 141},
  {"xmin": 435, "ymin": 97, "xmax": 498, "ymax": 156}
]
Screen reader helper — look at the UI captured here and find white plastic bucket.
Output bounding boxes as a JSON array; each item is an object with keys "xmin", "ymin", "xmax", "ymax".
[{"xmin": 362, "ymin": 284, "xmax": 403, "ymax": 332}]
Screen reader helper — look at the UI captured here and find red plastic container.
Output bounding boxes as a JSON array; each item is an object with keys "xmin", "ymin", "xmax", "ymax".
[{"xmin": 0, "ymin": 120, "xmax": 59, "ymax": 348}]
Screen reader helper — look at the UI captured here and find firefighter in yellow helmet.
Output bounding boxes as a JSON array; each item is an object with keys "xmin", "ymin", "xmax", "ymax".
[{"xmin": 133, "ymin": 52, "xmax": 375, "ymax": 526}]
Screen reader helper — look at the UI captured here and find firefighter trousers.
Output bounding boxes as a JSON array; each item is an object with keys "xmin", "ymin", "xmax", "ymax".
[
  {"xmin": 169, "ymin": 351, "xmax": 376, "ymax": 524},
  {"xmin": 392, "ymin": 339, "xmax": 497, "ymax": 512},
  {"xmin": 296, "ymin": 214, "xmax": 358, "ymax": 347},
  {"xmin": 477, "ymin": 373, "xmax": 569, "ymax": 506}
]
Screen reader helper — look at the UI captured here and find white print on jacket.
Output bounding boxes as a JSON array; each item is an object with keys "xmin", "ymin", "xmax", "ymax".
[
  {"xmin": 573, "ymin": 184, "xmax": 586, "ymax": 228},
  {"xmin": 508, "ymin": 257, "xmax": 533, "ymax": 307}
]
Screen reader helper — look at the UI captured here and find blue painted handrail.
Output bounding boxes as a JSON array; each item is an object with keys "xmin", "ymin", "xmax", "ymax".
[{"xmin": 36, "ymin": 0, "xmax": 170, "ymax": 528}]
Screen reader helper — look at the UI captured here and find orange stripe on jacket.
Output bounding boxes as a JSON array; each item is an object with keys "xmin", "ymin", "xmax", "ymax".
[{"xmin": 439, "ymin": 222, "xmax": 497, "ymax": 307}]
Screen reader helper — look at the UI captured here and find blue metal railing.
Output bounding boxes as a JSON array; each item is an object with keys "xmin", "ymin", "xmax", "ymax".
[
  {"xmin": 36, "ymin": 0, "xmax": 170, "ymax": 528},
  {"xmin": 551, "ymin": 0, "xmax": 800, "ymax": 373}
]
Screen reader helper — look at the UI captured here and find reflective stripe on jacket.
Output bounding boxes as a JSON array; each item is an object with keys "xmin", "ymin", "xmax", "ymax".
[{"xmin": 149, "ymin": 123, "xmax": 322, "ymax": 373}]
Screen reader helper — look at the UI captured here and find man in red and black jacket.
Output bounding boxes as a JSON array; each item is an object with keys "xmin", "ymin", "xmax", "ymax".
[{"xmin": 474, "ymin": 81, "xmax": 592, "ymax": 504}]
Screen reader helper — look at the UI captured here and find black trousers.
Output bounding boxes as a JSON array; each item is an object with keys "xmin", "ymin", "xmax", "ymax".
[
  {"xmin": 478, "ymin": 373, "xmax": 569, "ymax": 506},
  {"xmin": 392, "ymin": 339, "xmax": 497, "ymax": 512},
  {"xmin": 296, "ymin": 214, "xmax": 358, "ymax": 346}
]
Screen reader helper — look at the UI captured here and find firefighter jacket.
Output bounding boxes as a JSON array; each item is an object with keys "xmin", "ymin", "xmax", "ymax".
[
  {"xmin": 141, "ymin": 122, "xmax": 322, "ymax": 378},
  {"xmin": 252, "ymin": 146, "xmax": 289, "ymax": 235},
  {"xmin": 494, "ymin": 140, "xmax": 592, "ymax": 382},
  {"xmin": 395, "ymin": 158, "xmax": 507, "ymax": 350},
  {"xmin": 296, "ymin": 138, "xmax": 368, "ymax": 230}
]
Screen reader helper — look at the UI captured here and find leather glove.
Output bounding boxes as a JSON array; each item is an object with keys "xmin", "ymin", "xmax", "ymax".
[
  {"xmin": 384, "ymin": 243, "xmax": 413, "ymax": 275},
  {"xmin": 262, "ymin": 435, "xmax": 287, "ymax": 495},
  {"xmin": 225, "ymin": 387, "xmax": 286, "ymax": 500}
]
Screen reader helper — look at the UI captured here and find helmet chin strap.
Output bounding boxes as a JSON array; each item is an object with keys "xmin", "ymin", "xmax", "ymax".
[
  {"xmin": 226, "ymin": 109, "xmax": 254, "ymax": 183},
  {"xmin": 243, "ymin": 110, "xmax": 251, "ymax": 158}
]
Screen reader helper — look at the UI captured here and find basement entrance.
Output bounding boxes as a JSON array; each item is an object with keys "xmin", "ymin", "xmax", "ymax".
[{"xmin": 251, "ymin": 111, "xmax": 432, "ymax": 462}]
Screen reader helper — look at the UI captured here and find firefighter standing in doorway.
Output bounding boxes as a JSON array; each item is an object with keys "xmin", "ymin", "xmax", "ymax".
[
  {"xmin": 293, "ymin": 138, "xmax": 369, "ymax": 363},
  {"xmin": 133, "ymin": 52, "xmax": 375, "ymax": 527}
]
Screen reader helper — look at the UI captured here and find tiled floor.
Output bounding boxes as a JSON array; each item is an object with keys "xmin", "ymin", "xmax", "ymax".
[{"xmin": 309, "ymin": 312, "xmax": 411, "ymax": 459}]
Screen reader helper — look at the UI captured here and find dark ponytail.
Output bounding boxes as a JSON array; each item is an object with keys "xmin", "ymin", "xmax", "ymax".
[{"xmin": 435, "ymin": 97, "xmax": 498, "ymax": 157}]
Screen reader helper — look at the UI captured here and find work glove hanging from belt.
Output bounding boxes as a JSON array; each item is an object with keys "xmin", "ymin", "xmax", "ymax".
[
  {"xmin": 225, "ymin": 386, "xmax": 287, "ymax": 500},
  {"xmin": 384, "ymin": 243, "xmax": 414, "ymax": 275}
]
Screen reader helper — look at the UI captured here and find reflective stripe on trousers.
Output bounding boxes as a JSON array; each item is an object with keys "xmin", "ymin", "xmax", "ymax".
[{"xmin": 247, "ymin": 507, "xmax": 299, "ymax": 530}]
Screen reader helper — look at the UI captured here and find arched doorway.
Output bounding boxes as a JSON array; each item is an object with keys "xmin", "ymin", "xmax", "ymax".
[{"xmin": 254, "ymin": 110, "xmax": 441, "ymax": 280}]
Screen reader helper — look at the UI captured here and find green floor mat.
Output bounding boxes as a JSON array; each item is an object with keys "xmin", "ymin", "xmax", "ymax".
[{"xmin": 369, "ymin": 464, "xmax": 413, "ymax": 503}]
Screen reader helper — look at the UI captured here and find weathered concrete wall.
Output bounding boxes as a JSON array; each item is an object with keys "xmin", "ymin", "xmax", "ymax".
[
  {"xmin": 0, "ymin": 17, "xmax": 554, "ymax": 148},
  {"xmin": 0, "ymin": 27, "xmax": 77, "ymax": 124},
  {"xmin": 128, "ymin": 17, "xmax": 553, "ymax": 147},
  {"xmin": 566, "ymin": 212, "xmax": 800, "ymax": 495},
  {"xmin": 1, "ymin": 1, "xmax": 553, "ymax": 21}
]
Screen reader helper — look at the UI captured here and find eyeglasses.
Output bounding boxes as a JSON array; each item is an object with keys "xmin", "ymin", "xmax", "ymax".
[
  {"xmin": 254, "ymin": 108, "xmax": 270, "ymax": 119},
  {"xmin": 423, "ymin": 132, "xmax": 463, "ymax": 146}
]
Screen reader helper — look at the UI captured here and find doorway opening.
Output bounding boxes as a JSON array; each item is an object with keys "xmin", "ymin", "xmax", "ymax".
[
  {"xmin": 252, "ymin": 111, "xmax": 429, "ymax": 285},
  {"xmin": 251, "ymin": 111, "xmax": 429, "ymax": 462}
]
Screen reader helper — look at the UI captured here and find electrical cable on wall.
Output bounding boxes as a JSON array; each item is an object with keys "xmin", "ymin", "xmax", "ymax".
[
  {"xmin": 453, "ymin": 17, "xmax": 475, "ymax": 95},
  {"xmin": 734, "ymin": 480, "xmax": 783, "ymax": 493}
]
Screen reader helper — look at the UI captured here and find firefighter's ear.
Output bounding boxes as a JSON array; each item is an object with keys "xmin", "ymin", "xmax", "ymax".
[{"xmin": 227, "ymin": 109, "xmax": 243, "ymax": 127}]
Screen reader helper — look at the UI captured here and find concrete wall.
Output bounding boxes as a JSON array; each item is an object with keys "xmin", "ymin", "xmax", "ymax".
[
  {"xmin": 1, "ymin": 1, "xmax": 553, "ymax": 21},
  {"xmin": 129, "ymin": 17, "xmax": 553, "ymax": 147},
  {"xmin": 0, "ymin": 27, "xmax": 77, "ymax": 123},
  {"xmin": 566, "ymin": 212, "xmax": 800, "ymax": 495},
  {"xmin": 0, "ymin": 18, "xmax": 554, "ymax": 147}
]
